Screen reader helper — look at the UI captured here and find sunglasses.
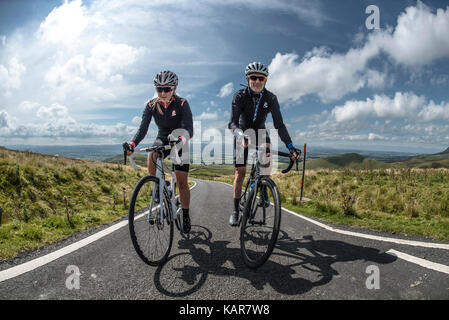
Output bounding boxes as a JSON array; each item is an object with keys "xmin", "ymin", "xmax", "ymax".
[
  {"xmin": 249, "ymin": 75, "xmax": 266, "ymax": 82},
  {"xmin": 156, "ymin": 87, "xmax": 173, "ymax": 93}
]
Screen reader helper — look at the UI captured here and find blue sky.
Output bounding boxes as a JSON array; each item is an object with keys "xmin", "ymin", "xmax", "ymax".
[{"xmin": 1, "ymin": 0, "xmax": 449, "ymax": 153}]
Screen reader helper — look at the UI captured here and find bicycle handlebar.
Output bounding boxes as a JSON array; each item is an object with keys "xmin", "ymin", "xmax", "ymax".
[
  {"xmin": 123, "ymin": 137, "xmax": 183, "ymax": 170},
  {"xmin": 240, "ymin": 137, "xmax": 300, "ymax": 174}
]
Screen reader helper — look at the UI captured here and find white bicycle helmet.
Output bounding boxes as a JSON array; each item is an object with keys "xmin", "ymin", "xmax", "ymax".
[
  {"xmin": 153, "ymin": 70, "xmax": 178, "ymax": 86},
  {"xmin": 245, "ymin": 62, "xmax": 269, "ymax": 77}
]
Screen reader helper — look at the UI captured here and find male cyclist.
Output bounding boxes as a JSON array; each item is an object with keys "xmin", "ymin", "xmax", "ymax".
[{"xmin": 228, "ymin": 62, "xmax": 301, "ymax": 226}]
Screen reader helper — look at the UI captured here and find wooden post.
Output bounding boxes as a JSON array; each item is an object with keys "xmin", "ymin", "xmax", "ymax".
[
  {"xmin": 300, "ymin": 143, "xmax": 307, "ymax": 201},
  {"xmin": 122, "ymin": 187, "xmax": 127, "ymax": 208}
]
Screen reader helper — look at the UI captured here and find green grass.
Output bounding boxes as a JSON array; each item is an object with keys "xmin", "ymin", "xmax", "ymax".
[
  {"xmin": 0, "ymin": 147, "xmax": 193, "ymax": 260},
  {"xmin": 2, "ymin": 146, "xmax": 448, "ymax": 260},
  {"xmin": 186, "ymin": 164, "xmax": 449, "ymax": 241},
  {"xmin": 272, "ymin": 168, "xmax": 449, "ymax": 241}
]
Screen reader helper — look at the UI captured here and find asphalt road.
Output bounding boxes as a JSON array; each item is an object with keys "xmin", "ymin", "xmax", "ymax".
[{"xmin": 1, "ymin": 179, "xmax": 448, "ymax": 300}]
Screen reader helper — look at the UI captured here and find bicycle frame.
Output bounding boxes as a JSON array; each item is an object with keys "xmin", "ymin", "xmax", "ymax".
[
  {"xmin": 240, "ymin": 150, "xmax": 263, "ymax": 217},
  {"xmin": 153, "ymin": 152, "xmax": 181, "ymax": 225},
  {"xmin": 129, "ymin": 147, "xmax": 182, "ymax": 227}
]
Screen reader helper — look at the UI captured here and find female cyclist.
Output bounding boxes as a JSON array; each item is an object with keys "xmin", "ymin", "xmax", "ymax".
[{"xmin": 124, "ymin": 70, "xmax": 193, "ymax": 233}]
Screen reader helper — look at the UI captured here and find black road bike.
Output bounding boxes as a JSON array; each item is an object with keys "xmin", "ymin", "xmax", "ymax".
[{"xmin": 237, "ymin": 143, "xmax": 300, "ymax": 268}]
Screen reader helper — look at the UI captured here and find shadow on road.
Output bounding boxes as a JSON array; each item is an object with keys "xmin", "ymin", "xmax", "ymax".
[{"xmin": 153, "ymin": 225, "xmax": 396, "ymax": 297}]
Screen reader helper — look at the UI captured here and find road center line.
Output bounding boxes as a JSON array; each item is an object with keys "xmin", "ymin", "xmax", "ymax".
[
  {"xmin": 386, "ymin": 249, "xmax": 449, "ymax": 275},
  {"xmin": 0, "ymin": 181, "xmax": 197, "ymax": 283}
]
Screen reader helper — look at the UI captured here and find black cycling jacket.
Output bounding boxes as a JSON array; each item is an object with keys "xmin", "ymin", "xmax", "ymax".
[
  {"xmin": 132, "ymin": 95, "xmax": 193, "ymax": 147},
  {"xmin": 228, "ymin": 87, "xmax": 292, "ymax": 149}
]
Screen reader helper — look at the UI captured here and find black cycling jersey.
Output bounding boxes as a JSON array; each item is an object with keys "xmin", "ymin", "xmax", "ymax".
[
  {"xmin": 228, "ymin": 87, "xmax": 292, "ymax": 149},
  {"xmin": 132, "ymin": 95, "xmax": 193, "ymax": 147}
]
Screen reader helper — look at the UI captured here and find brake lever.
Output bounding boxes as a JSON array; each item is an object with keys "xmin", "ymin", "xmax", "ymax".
[
  {"xmin": 281, "ymin": 158, "xmax": 295, "ymax": 174},
  {"xmin": 122, "ymin": 142, "xmax": 128, "ymax": 165}
]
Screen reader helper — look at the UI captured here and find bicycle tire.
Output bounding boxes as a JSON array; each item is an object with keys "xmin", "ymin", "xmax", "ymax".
[
  {"xmin": 240, "ymin": 177, "xmax": 281, "ymax": 269},
  {"xmin": 129, "ymin": 175, "xmax": 174, "ymax": 266}
]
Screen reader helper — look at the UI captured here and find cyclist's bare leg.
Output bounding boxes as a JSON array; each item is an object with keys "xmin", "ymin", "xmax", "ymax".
[
  {"xmin": 233, "ymin": 166, "xmax": 246, "ymax": 198},
  {"xmin": 175, "ymin": 170, "xmax": 190, "ymax": 209},
  {"xmin": 147, "ymin": 151, "xmax": 158, "ymax": 176}
]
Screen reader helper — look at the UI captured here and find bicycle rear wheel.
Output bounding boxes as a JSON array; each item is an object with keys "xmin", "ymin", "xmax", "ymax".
[
  {"xmin": 240, "ymin": 177, "xmax": 281, "ymax": 269},
  {"xmin": 129, "ymin": 175, "xmax": 173, "ymax": 266}
]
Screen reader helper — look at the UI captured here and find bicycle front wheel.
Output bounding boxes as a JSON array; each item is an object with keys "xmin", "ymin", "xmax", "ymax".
[
  {"xmin": 240, "ymin": 177, "xmax": 281, "ymax": 269},
  {"xmin": 129, "ymin": 175, "xmax": 173, "ymax": 266}
]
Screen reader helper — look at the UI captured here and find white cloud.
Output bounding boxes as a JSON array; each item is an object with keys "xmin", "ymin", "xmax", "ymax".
[
  {"xmin": 0, "ymin": 35, "xmax": 5, "ymax": 46},
  {"xmin": 417, "ymin": 101, "xmax": 449, "ymax": 122},
  {"xmin": 217, "ymin": 82, "xmax": 234, "ymax": 98},
  {"xmin": 0, "ymin": 110, "xmax": 12, "ymax": 128},
  {"xmin": 332, "ymin": 92, "xmax": 426, "ymax": 122},
  {"xmin": 37, "ymin": 0, "xmax": 89, "ymax": 44},
  {"xmin": 132, "ymin": 116, "xmax": 141, "ymax": 125},
  {"xmin": 87, "ymin": 42, "xmax": 146, "ymax": 82},
  {"xmin": 0, "ymin": 107, "xmax": 138, "ymax": 142},
  {"xmin": 379, "ymin": 1, "xmax": 449, "ymax": 66},
  {"xmin": 36, "ymin": 103, "xmax": 76, "ymax": 125},
  {"xmin": 0, "ymin": 57, "xmax": 26, "ymax": 97},
  {"xmin": 267, "ymin": 45, "xmax": 383, "ymax": 103},
  {"xmin": 194, "ymin": 112, "xmax": 219, "ymax": 121},
  {"xmin": 267, "ymin": 2, "xmax": 449, "ymax": 104}
]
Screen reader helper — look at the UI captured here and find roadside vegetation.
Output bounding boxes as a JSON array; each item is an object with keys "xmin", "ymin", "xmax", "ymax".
[
  {"xmin": 0, "ymin": 147, "xmax": 190, "ymax": 260},
  {"xmin": 2, "ymin": 147, "xmax": 448, "ymax": 260},
  {"xmin": 190, "ymin": 161, "xmax": 449, "ymax": 241}
]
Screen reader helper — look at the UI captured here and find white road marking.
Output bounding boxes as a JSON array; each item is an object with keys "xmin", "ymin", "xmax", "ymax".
[
  {"xmin": 0, "ymin": 182, "xmax": 197, "ymax": 283},
  {"xmin": 215, "ymin": 180, "xmax": 449, "ymax": 250},
  {"xmin": 386, "ymin": 249, "xmax": 449, "ymax": 275}
]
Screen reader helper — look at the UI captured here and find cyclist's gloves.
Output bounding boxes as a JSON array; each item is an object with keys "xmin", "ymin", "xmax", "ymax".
[
  {"xmin": 123, "ymin": 141, "xmax": 135, "ymax": 153},
  {"xmin": 288, "ymin": 143, "xmax": 301, "ymax": 159},
  {"xmin": 178, "ymin": 135, "xmax": 187, "ymax": 145}
]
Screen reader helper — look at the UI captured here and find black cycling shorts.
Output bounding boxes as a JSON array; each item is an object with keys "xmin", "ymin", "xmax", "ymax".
[
  {"xmin": 151, "ymin": 137, "xmax": 190, "ymax": 172},
  {"xmin": 233, "ymin": 131, "xmax": 271, "ymax": 168}
]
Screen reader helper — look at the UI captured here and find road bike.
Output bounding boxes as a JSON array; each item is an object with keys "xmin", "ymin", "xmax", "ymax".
[
  {"xmin": 123, "ymin": 136, "xmax": 186, "ymax": 266},
  {"xmin": 237, "ymin": 141, "xmax": 300, "ymax": 269}
]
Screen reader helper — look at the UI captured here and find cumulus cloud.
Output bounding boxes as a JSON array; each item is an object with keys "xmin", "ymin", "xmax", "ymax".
[
  {"xmin": 194, "ymin": 112, "xmax": 219, "ymax": 121},
  {"xmin": 0, "ymin": 57, "xmax": 26, "ymax": 97},
  {"xmin": 379, "ymin": 1, "xmax": 449, "ymax": 66},
  {"xmin": 0, "ymin": 107, "xmax": 138, "ymax": 142},
  {"xmin": 417, "ymin": 101, "xmax": 449, "ymax": 121},
  {"xmin": 37, "ymin": 0, "xmax": 89, "ymax": 44},
  {"xmin": 330, "ymin": 91, "xmax": 449, "ymax": 124},
  {"xmin": 331, "ymin": 92, "xmax": 427, "ymax": 122},
  {"xmin": 132, "ymin": 116, "xmax": 142, "ymax": 125},
  {"xmin": 267, "ymin": 2, "xmax": 449, "ymax": 104},
  {"xmin": 217, "ymin": 82, "xmax": 234, "ymax": 98}
]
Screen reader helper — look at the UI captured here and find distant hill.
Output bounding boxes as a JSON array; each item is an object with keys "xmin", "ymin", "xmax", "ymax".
[
  {"xmin": 392, "ymin": 147, "xmax": 449, "ymax": 169},
  {"xmin": 306, "ymin": 153, "xmax": 389, "ymax": 170},
  {"xmin": 435, "ymin": 147, "xmax": 449, "ymax": 155}
]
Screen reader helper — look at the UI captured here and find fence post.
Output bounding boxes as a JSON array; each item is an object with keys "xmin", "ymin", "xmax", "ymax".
[
  {"xmin": 122, "ymin": 187, "xmax": 127, "ymax": 208},
  {"xmin": 300, "ymin": 143, "xmax": 307, "ymax": 202}
]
